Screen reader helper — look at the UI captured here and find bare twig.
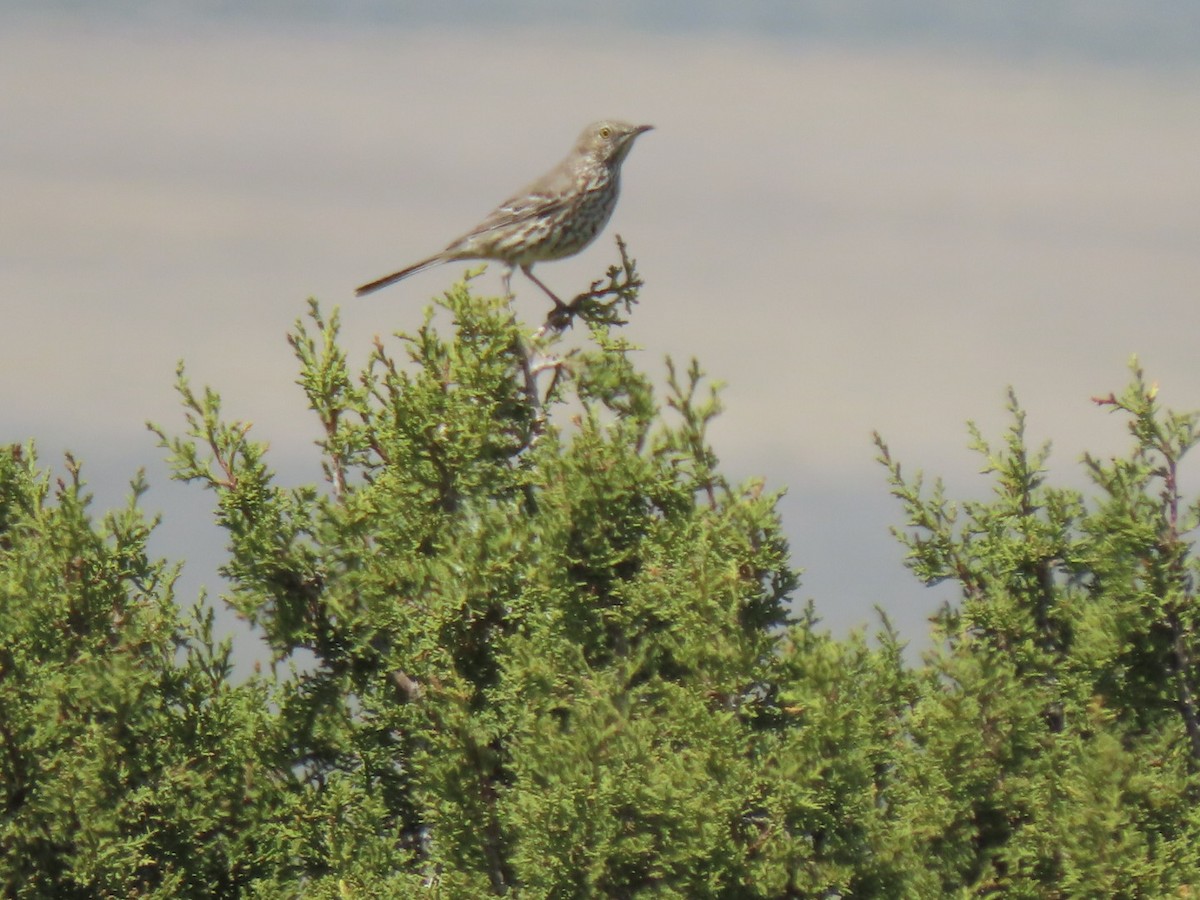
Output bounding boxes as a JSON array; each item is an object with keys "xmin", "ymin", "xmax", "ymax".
[{"xmin": 533, "ymin": 235, "xmax": 642, "ymax": 339}]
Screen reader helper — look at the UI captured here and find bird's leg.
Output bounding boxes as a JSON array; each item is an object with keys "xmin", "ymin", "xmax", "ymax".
[
  {"xmin": 520, "ymin": 265, "xmax": 568, "ymax": 311},
  {"xmin": 521, "ymin": 265, "xmax": 577, "ymax": 334},
  {"xmin": 502, "ymin": 264, "xmax": 516, "ymax": 298}
]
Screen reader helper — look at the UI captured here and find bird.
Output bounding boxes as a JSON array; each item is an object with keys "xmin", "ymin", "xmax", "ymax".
[{"xmin": 355, "ymin": 120, "xmax": 653, "ymax": 309}]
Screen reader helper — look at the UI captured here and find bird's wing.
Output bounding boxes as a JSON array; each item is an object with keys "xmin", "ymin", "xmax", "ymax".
[
  {"xmin": 459, "ymin": 189, "xmax": 567, "ymax": 240},
  {"xmin": 451, "ymin": 152, "xmax": 579, "ymax": 243}
]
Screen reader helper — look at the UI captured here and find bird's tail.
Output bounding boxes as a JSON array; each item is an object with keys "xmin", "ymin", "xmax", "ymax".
[{"xmin": 355, "ymin": 254, "xmax": 445, "ymax": 298}]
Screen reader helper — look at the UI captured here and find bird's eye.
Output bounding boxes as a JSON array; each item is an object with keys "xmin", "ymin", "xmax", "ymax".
[{"xmin": 599, "ymin": 126, "xmax": 612, "ymax": 139}]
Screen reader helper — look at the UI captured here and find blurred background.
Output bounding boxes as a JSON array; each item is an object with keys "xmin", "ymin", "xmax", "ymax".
[{"xmin": 3, "ymin": 2, "xmax": 1199, "ymax": 664}]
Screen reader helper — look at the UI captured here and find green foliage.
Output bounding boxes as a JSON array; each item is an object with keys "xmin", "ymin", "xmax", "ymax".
[
  {"xmin": 144, "ymin": 271, "xmax": 818, "ymax": 896},
  {"xmin": 0, "ymin": 448, "xmax": 277, "ymax": 897},
  {"xmin": 876, "ymin": 359, "xmax": 1200, "ymax": 896},
  {"xmin": 6, "ymin": 248, "xmax": 1200, "ymax": 896}
]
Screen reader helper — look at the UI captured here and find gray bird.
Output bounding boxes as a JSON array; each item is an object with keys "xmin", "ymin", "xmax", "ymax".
[{"xmin": 355, "ymin": 120, "xmax": 653, "ymax": 308}]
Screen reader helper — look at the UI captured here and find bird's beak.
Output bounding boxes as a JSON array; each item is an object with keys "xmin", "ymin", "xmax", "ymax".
[{"xmin": 634, "ymin": 124, "xmax": 654, "ymax": 136}]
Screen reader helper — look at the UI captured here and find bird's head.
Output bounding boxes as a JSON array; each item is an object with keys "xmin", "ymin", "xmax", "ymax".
[{"xmin": 579, "ymin": 120, "xmax": 653, "ymax": 167}]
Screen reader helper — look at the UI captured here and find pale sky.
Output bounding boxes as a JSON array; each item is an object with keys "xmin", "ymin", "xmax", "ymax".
[{"xmin": 3, "ymin": 7, "xmax": 1199, "ymax": 656}]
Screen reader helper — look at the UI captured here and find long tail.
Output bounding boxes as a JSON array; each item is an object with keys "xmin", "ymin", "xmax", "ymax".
[{"xmin": 355, "ymin": 254, "xmax": 444, "ymax": 298}]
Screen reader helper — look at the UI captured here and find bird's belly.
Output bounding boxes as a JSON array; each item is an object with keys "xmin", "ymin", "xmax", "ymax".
[{"xmin": 510, "ymin": 182, "xmax": 618, "ymax": 264}]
